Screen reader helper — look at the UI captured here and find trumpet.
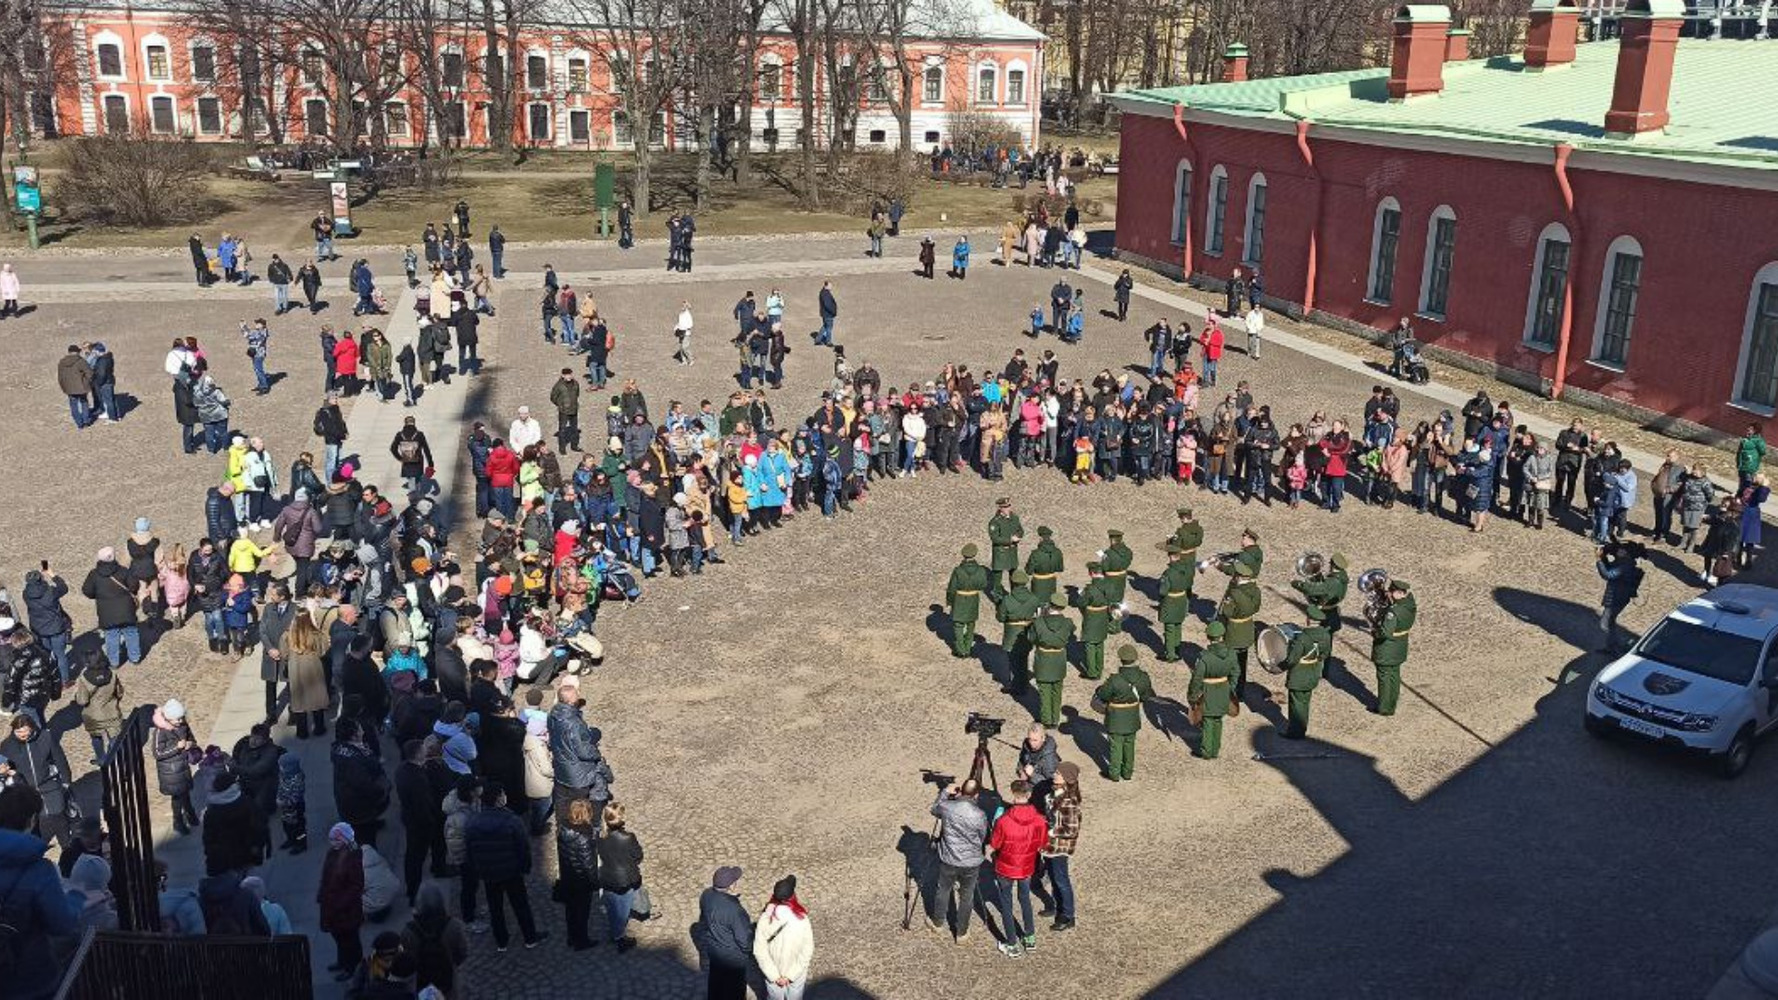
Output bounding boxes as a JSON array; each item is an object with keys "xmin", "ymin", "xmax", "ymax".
[
  {"xmin": 1196, "ymin": 552, "xmax": 1239, "ymax": 573},
  {"xmin": 1295, "ymin": 551, "xmax": 1327, "ymax": 581},
  {"xmin": 1358, "ymin": 567, "xmax": 1392, "ymax": 629}
]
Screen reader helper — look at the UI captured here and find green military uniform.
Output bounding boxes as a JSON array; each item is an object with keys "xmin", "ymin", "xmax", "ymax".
[
  {"xmin": 1291, "ymin": 553, "xmax": 1350, "ymax": 640},
  {"xmin": 1031, "ymin": 594, "xmax": 1077, "ymax": 727},
  {"xmin": 1189, "ymin": 623, "xmax": 1239, "ymax": 759},
  {"xmin": 945, "ymin": 544, "xmax": 990, "ymax": 658},
  {"xmin": 1100, "ymin": 530, "xmax": 1133, "ymax": 634},
  {"xmin": 1283, "ymin": 618, "xmax": 1332, "ymax": 738},
  {"xmin": 1156, "ymin": 545, "xmax": 1194, "ymax": 662},
  {"xmin": 1216, "ymin": 540, "xmax": 1263, "ymax": 705},
  {"xmin": 1170, "ymin": 507, "xmax": 1204, "ymax": 600},
  {"xmin": 996, "ymin": 570, "xmax": 1041, "ymax": 694},
  {"xmin": 1075, "ymin": 565, "xmax": 1117, "ymax": 679},
  {"xmin": 1024, "ymin": 526, "xmax": 1064, "ymax": 603},
  {"xmin": 987, "ymin": 502, "xmax": 1024, "ymax": 597},
  {"xmin": 1095, "ymin": 645, "xmax": 1155, "ymax": 780},
  {"xmin": 1371, "ymin": 583, "xmax": 1416, "ymax": 716}
]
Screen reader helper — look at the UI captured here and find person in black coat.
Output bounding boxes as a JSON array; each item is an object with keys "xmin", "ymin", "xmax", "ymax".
[
  {"xmin": 391, "ymin": 418, "xmax": 433, "ymax": 489},
  {"xmin": 205, "ymin": 485, "xmax": 240, "ymax": 549},
  {"xmin": 475, "ymin": 700, "xmax": 528, "ymax": 819},
  {"xmin": 201, "ymin": 771, "xmax": 268, "ymax": 876},
  {"xmin": 298, "ymin": 262, "xmax": 323, "ymax": 313},
  {"xmin": 189, "ymin": 234, "xmax": 210, "ymax": 287},
  {"xmin": 337, "ymin": 635, "xmax": 388, "ymax": 737},
  {"xmin": 0, "ymin": 708, "xmax": 73, "ymax": 847},
  {"xmin": 698, "ymin": 869, "xmax": 755, "ymax": 999},
  {"xmin": 394, "ymin": 739, "xmax": 444, "ymax": 906},
  {"xmin": 331, "ymin": 719, "xmax": 390, "ymax": 848},
  {"xmin": 433, "ymin": 634, "xmax": 470, "ymax": 706},
  {"xmin": 463, "ymin": 783, "xmax": 542, "ymax": 949},
  {"xmin": 595, "ymin": 806, "xmax": 644, "ymax": 949},
  {"xmin": 230, "ymin": 723, "xmax": 284, "ymax": 820},
  {"xmin": 555, "ymin": 797, "xmax": 599, "ymax": 949},
  {"xmin": 173, "ymin": 371, "xmax": 202, "ymax": 454}
]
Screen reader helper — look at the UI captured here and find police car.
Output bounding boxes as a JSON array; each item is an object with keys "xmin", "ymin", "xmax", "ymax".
[{"xmin": 1585, "ymin": 583, "xmax": 1778, "ymax": 778}]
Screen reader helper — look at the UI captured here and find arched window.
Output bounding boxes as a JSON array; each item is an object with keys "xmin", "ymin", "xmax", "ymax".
[
  {"xmin": 1419, "ymin": 205, "xmax": 1457, "ymax": 317},
  {"xmin": 1524, "ymin": 222, "xmax": 1572, "ymax": 348},
  {"xmin": 1367, "ymin": 197, "xmax": 1402, "ymax": 303},
  {"xmin": 93, "ymin": 31, "xmax": 125, "ymax": 79},
  {"xmin": 1170, "ymin": 159, "xmax": 1192, "ymax": 245},
  {"xmin": 758, "ymin": 54, "xmax": 782, "ymax": 104},
  {"xmin": 976, "ymin": 61, "xmax": 998, "ymax": 105},
  {"xmin": 1735, "ymin": 262, "xmax": 1778, "ymax": 410},
  {"xmin": 1205, "ymin": 165, "xmax": 1228, "ymax": 255},
  {"xmin": 1005, "ymin": 59, "xmax": 1029, "ymax": 105},
  {"xmin": 922, "ymin": 62, "xmax": 944, "ymax": 104},
  {"xmin": 1590, "ymin": 235, "xmax": 1644, "ymax": 368},
  {"xmin": 141, "ymin": 33, "xmax": 172, "ymax": 82},
  {"xmin": 1242, "ymin": 172, "xmax": 1267, "ymax": 264}
]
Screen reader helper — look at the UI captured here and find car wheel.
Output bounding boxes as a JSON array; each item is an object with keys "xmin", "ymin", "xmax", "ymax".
[
  {"xmin": 1584, "ymin": 713, "xmax": 1611, "ymax": 738},
  {"xmin": 1720, "ymin": 726, "xmax": 1756, "ymax": 779}
]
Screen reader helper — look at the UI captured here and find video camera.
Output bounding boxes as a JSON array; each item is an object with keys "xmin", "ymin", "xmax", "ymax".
[
  {"xmin": 919, "ymin": 768, "xmax": 957, "ymax": 787},
  {"xmin": 964, "ymin": 712, "xmax": 1004, "ymax": 740}
]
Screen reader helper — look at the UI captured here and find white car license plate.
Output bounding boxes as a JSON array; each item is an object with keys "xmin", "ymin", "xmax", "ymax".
[{"xmin": 1617, "ymin": 716, "xmax": 1664, "ymax": 739}]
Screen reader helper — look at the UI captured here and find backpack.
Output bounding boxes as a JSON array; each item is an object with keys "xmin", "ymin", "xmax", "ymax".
[
  {"xmin": 396, "ymin": 436, "xmax": 422, "ymax": 463},
  {"xmin": 278, "ymin": 514, "xmax": 305, "ymax": 549}
]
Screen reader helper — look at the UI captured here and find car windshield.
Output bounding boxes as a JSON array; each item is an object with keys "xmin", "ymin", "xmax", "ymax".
[{"xmin": 1635, "ymin": 617, "xmax": 1762, "ymax": 686}]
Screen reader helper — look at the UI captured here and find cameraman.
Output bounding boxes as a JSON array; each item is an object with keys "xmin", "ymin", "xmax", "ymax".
[
  {"xmin": 1016, "ymin": 723, "xmax": 1059, "ymax": 806},
  {"xmin": 1597, "ymin": 543, "xmax": 1646, "ymax": 655},
  {"xmin": 925, "ymin": 779, "xmax": 987, "ymax": 942}
]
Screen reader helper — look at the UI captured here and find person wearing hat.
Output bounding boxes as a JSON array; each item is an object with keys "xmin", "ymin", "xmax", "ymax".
[
  {"xmin": 1215, "ymin": 528, "xmax": 1265, "ymax": 699},
  {"xmin": 390, "ymin": 415, "xmax": 435, "ymax": 493},
  {"xmin": 1291, "ymin": 552, "xmax": 1350, "ymax": 642},
  {"xmin": 699, "ymin": 865, "xmax": 754, "ymax": 1000},
  {"xmin": 1189, "ymin": 622, "xmax": 1238, "ymax": 758},
  {"xmin": 1156, "ymin": 542, "xmax": 1195, "ymax": 662},
  {"xmin": 1094, "ymin": 645, "xmax": 1154, "ymax": 780},
  {"xmin": 996, "ymin": 570, "xmax": 1041, "ymax": 696},
  {"xmin": 753, "ymin": 874, "xmax": 814, "ymax": 999},
  {"xmin": 1099, "ymin": 529, "xmax": 1133, "ymax": 634},
  {"xmin": 150, "ymin": 699, "xmax": 201, "ymax": 834},
  {"xmin": 1023, "ymin": 526, "xmax": 1064, "ymax": 603},
  {"xmin": 945, "ymin": 544, "xmax": 990, "ymax": 659},
  {"xmin": 1370, "ymin": 580, "xmax": 1416, "ymax": 715},
  {"xmin": 1170, "ymin": 506, "xmax": 1203, "ymax": 586},
  {"xmin": 1031, "ymin": 593, "xmax": 1076, "ymax": 727},
  {"xmin": 1283, "ymin": 607, "xmax": 1332, "ymax": 739},
  {"xmin": 1074, "ymin": 562, "xmax": 1116, "ymax": 680},
  {"xmin": 986, "ymin": 499, "xmax": 1024, "ymax": 600}
]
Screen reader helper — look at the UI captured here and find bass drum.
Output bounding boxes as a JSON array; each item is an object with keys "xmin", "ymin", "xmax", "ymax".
[{"xmin": 1254, "ymin": 623, "xmax": 1302, "ymax": 675}]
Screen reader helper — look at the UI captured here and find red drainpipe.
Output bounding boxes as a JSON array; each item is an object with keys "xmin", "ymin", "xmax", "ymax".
[
  {"xmin": 1172, "ymin": 103, "xmax": 1196, "ymax": 280},
  {"xmin": 1550, "ymin": 142, "xmax": 1577, "ymax": 399},
  {"xmin": 1295, "ymin": 120, "xmax": 1319, "ymax": 315}
]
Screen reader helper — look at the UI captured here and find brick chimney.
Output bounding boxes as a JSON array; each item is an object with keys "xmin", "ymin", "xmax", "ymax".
[
  {"xmin": 1221, "ymin": 43, "xmax": 1250, "ymax": 83},
  {"xmin": 1388, "ymin": 5, "xmax": 1452, "ymax": 100},
  {"xmin": 1445, "ymin": 27, "xmax": 1472, "ymax": 61},
  {"xmin": 1525, "ymin": 0, "xmax": 1579, "ymax": 69},
  {"xmin": 1605, "ymin": 0, "xmax": 1685, "ymax": 136}
]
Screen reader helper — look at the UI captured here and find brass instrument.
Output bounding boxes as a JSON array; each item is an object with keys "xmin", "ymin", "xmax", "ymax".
[
  {"xmin": 1295, "ymin": 551, "xmax": 1327, "ymax": 581},
  {"xmin": 1255, "ymin": 623, "xmax": 1302, "ymax": 675},
  {"xmin": 1196, "ymin": 551, "xmax": 1240, "ymax": 573},
  {"xmin": 1358, "ymin": 568, "xmax": 1392, "ymax": 629}
]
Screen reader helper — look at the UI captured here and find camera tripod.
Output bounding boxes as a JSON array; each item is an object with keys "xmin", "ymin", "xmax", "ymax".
[{"xmin": 901, "ymin": 734, "xmax": 999, "ymax": 931}]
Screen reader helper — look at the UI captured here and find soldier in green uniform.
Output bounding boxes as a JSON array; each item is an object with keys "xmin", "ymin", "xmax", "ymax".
[
  {"xmin": 945, "ymin": 543, "xmax": 990, "ymax": 658},
  {"xmin": 1024, "ymin": 526, "xmax": 1065, "ymax": 603},
  {"xmin": 1370, "ymin": 580, "xmax": 1416, "ymax": 715},
  {"xmin": 1215, "ymin": 530, "xmax": 1264, "ymax": 708},
  {"xmin": 1095, "ymin": 645, "xmax": 1155, "ymax": 781},
  {"xmin": 1283, "ymin": 609, "xmax": 1332, "ymax": 739},
  {"xmin": 1156, "ymin": 542, "xmax": 1194, "ymax": 662},
  {"xmin": 1170, "ymin": 507, "xmax": 1203, "ymax": 601},
  {"xmin": 1291, "ymin": 552, "xmax": 1350, "ymax": 645},
  {"xmin": 987, "ymin": 498, "xmax": 1024, "ymax": 599},
  {"xmin": 1189, "ymin": 621, "xmax": 1238, "ymax": 759},
  {"xmin": 996, "ymin": 569, "xmax": 1041, "ymax": 695},
  {"xmin": 1099, "ymin": 529, "xmax": 1134, "ymax": 634},
  {"xmin": 1075, "ymin": 562, "xmax": 1117, "ymax": 679},
  {"xmin": 1031, "ymin": 593, "xmax": 1077, "ymax": 727}
]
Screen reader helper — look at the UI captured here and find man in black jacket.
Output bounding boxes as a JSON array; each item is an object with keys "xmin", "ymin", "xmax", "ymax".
[
  {"xmin": 394, "ymin": 738, "xmax": 444, "ymax": 905},
  {"xmin": 82, "ymin": 547, "xmax": 141, "ymax": 668},
  {"xmin": 267, "ymin": 254, "xmax": 293, "ymax": 314},
  {"xmin": 187, "ymin": 539, "xmax": 229, "ymax": 653},
  {"xmin": 201, "ymin": 771, "xmax": 267, "ymax": 877},
  {"xmin": 698, "ymin": 866, "xmax": 754, "ymax": 1000},
  {"xmin": 2, "ymin": 628, "xmax": 60, "ymax": 718},
  {"xmin": 815, "ymin": 281, "xmax": 837, "ymax": 346},
  {"xmin": 546, "ymin": 678, "xmax": 613, "ymax": 829},
  {"xmin": 464, "ymin": 783, "xmax": 544, "ymax": 951},
  {"xmin": 206, "ymin": 484, "xmax": 239, "ymax": 546},
  {"xmin": 173, "ymin": 370, "xmax": 202, "ymax": 454},
  {"xmin": 391, "ymin": 416, "xmax": 434, "ymax": 492},
  {"xmin": 20, "ymin": 569, "xmax": 72, "ymax": 686},
  {"xmin": 314, "ymin": 393, "xmax": 349, "ymax": 484},
  {"xmin": 0, "ymin": 708, "xmax": 73, "ymax": 847}
]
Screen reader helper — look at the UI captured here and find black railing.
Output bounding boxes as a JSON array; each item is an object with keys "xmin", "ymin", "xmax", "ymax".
[
  {"xmin": 99, "ymin": 706, "xmax": 159, "ymax": 933},
  {"xmin": 57, "ymin": 930, "xmax": 313, "ymax": 1000}
]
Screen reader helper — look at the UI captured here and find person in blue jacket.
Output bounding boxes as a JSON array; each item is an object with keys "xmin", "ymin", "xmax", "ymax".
[
  {"xmin": 951, "ymin": 236, "xmax": 971, "ymax": 280},
  {"xmin": 0, "ymin": 784, "xmax": 80, "ymax": 999}
]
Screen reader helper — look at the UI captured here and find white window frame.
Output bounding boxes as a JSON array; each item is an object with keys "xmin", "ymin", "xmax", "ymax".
[
  {"xmin": 612, "ymin": 108, "xmax": 633, "ymax": 147},
  {"xmin": 1204, "ymin": 164, "xmax": 1228, "ymax": 256},
  {"xmin": 922, "ymin": 59, "xmax": 944, "ymax": 105},
  {"xmin": 441, "ymin": 47, "xmax": 466, "ymax": 89},
  {"xmin": 303, "ymin": 97, "xmax": 329, "ymax": 137},
  {"xmin": 1589, "ymin": 234, "xmax": 1644, "ymax": 370},
  {"xmin": 569, "ymin": 108, "xmax": 591, "ymax": 143},
  {"xmin": 195, "ymin": 95, "xmax": 223, "ymax": 134},
  {"xmin": 1733, "ymin": 262, "xmax": 1778, "ymax": 412},
  {"xmin": 1006, "ymin": 59, "xmax": 1029, "ymax": 105},
  {"xmin": 384, "ymin": 100, "xmax": 409, "ymax": 137},
  {"xmin": 1366, "ymin": 196, "xmax": 1402, "ymax": 304},
  {"xmin": 1170, "ymin": 159, "xmax": 1192, "ymax": 246},
  {"xmin": 1418, "ymin": 205, "xmax": 1457, "ymax": 319},
  {"xmin": 975, "ymin": 60, "xmax": 998, "ymax": 106},
  {"xmin": 188, "ymin": 40, "xmax": 218, "ymax": 83},
  {"xmin": 758, "ymin": 54, "xmax": 783, "ymax": 104},
  {"xmin": 1523, "ymin": 221, "xmax": 1573, "ymax": 349},
  {"xmin": 93, "ymin": 33, "xmax": 126, "ymax": 81},
  {"xmin": 526, "ymin": 100, "xmax": 551, "ymax": 141},
  {"xmin": 441, "ymin": 101, "xmax": 467, "ymax": 139},
  {"xmin": 148, "ymin": 93, "xmax": 178, "ymax": 134},
  {"xmin": 525, "ymin": 50, "xmax": 549, "ymax": 92},
  {"xmin": 1242, "ymin": 171, "xmax": 1267, "ymax": 265},
  {"xmin": 567, "ymin": 52, "xmax": 590, "ymax": 93},
  {"xmin": 142, "ymin": 35, "xmax": 173, "ymax": 82},
  {"xmin": 100, "ymin": 92, "xmax": 130, "ymax": 134},
  {"xmin": 300, "ymin": 46, "xmax": 326, "ymax": 88}
]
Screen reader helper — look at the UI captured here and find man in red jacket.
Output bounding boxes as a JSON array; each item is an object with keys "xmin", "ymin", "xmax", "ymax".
[
  {"xmin": 1199, "ymin": 320, "xmax": 1225, "ymax": 388},
  {"xmin": 986, "ymin": 779, "xmax": 1047, "ymax": 958},
  {"xmin": 486, "ymin": 438, "xmax": 520, "ymax": 519}
]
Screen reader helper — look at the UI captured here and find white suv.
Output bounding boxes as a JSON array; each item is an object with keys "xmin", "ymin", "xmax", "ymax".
[{"xmin": 1585, "ymin": 583, "xmax": 1778, "ymax": 778}]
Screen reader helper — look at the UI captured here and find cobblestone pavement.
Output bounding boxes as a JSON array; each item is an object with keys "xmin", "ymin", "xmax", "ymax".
[{"xmin": 0, "ymin": 238, "xmax": 1773, "ymax": 999}]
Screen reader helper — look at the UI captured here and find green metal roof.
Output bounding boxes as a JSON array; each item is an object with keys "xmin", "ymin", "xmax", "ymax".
[{"xmin": 1115, "ymin": 39, "xmax": 1778, "ymax": 171}]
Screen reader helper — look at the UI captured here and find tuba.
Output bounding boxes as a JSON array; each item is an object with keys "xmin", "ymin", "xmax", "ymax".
[
  {"xmin": 1295, "ymin": 552, "xmax": 1327, "ymax": 581},
  {"xmin": 1358, "ymin": 568, "xmax": 1392, "ymax": 629}
]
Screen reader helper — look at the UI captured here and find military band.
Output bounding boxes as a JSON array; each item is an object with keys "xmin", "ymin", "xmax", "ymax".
[
  {"xmin": 1189, "ymin": 621, "xmax": 1238, "ymax": 759},
  {"xmin": 1095, "ymin": 645, "xmax": 1154, "ymax": 781},
  {"xmin": 1370, "ymin": 580, "xmax": 1415, "ymax": 716},
  {"xmin": 1156, "ymin": 542, "xmax": 1193, "ymax": 662},
  {"xmin": 946, "ymin": 543, "xmax": 988, "ymax": 658},
  {"xmin": 1025, "ymin": 525, "xmax": 1064, "ymax": 603},
  {"xmin": 987, "ymin": 498, "xmax": 1024, "ymax": 598},
  {"xmin": 1099, "ymin": 529, "xmax": 1133, "ymax": 634},
  {"xmin": 1031, "ymin": 593, "xmax": 1077, "ymax": 728},
  {"xmin": 1075, "ymin": 562, "xmax": 1117, "ymax": 680},
  {"xmin": 996, "ymin": 569, "xmax": 1041, "ymax": 695},
  {"xmin": 1283, "ymin": 609, "xmax": 1332, "ymax": 739}
]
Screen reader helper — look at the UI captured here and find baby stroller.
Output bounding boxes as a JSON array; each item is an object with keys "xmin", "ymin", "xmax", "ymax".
[{"xmin": 1395, "ymin": 339, "xmax": 1431, "ymax": 385}]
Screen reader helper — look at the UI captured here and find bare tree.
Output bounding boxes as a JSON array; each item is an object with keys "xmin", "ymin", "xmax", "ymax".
[
  {"xmin": 394, "ymin": 0, "xmax": 478, "ymax": 150},
  {"xmin": 475, "ymin": 0, "xmax": 545, "ymax": 153},
  {"xmin": 0, "ymin": 0, "xmax": 75, "ymax": 166},
  {"xmin": 563, "ymin": 0, "xmax": 683, "ymax": 213}
]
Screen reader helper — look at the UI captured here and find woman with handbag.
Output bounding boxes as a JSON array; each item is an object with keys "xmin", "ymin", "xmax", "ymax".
[
  {"xmin": 596, "ymin": 801, "xmax": 644, "ymax": 952},
  {"xmin": 1700, "ymin": 499, "xmax": 1745, "ymax": 586}
]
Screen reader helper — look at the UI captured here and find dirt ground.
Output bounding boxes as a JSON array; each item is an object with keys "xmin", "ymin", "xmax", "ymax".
[{"xmin": 1, "ymin": 240, "xmax": 1771, "ymax": 998}]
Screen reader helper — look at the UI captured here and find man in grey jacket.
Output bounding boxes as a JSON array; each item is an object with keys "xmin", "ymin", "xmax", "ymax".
[
  {"xmin": 926, "ymin": 779, "xmax": 987, "ymax": 941},
  {"xmin": 546, "ymin": 676, "xmax": 614, "ymax": 829},
  {"xmin": 259, "ymin": 583, "xmax": 297, "ymax": 724},
  {"xmin": 1016, "ymin": 723, "xmax": 1060, "ymax": 803}
]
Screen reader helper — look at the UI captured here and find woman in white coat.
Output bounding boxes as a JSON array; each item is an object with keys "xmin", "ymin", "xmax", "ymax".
[{"xmin": 753, "ymin": 874, "xmax": 814, "ymax": 1000}]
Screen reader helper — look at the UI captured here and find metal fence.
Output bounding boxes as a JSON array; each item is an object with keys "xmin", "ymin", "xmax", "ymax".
[
  {"xmin": 57, "ymin": 930, "xmax": 313, "ymax": 1000},
  {"xmin": 99, "ymin": 706, "xmax": 159, "ymax": 933}
]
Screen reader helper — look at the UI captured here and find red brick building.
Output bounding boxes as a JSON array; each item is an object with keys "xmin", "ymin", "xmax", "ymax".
[
  {"xmin": 26, "ymin": 0, "xmax": 1043, "ymax": 152},
  {"xmin": 1108, "ymin": 0, "xmax": 1778, "ymax": 436}
]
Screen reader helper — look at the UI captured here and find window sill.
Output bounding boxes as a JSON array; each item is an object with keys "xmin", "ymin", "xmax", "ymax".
[
  {"xmin": 1202, "ymin": 248, "xmax": 1224, "ymax": 259},
  {"xmin": 1414, "ymin": 311, "xmax": 1446, "ymax": 324},
  {"xmin": 1363, "ymin": 297, "xmax": 1394, "ymax": 308},
  {"xmin": 1729, "ymin": 399, "xmax": 1777, "ymax": 418},
  {"xmin": 1585, "ymin": 359, "xmax": 1627, "ymax": 374},
  {"xmin": 1522, "ymin": 340, "xmax": 1556, "ymax": 355}
]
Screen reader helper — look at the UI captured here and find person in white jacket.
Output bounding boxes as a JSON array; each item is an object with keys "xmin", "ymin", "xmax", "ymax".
[
  {"xmin": 1244, "ymin": 307, "xmax": 1266, "ymax": 361},
  {"xmin": 900, "ymin": 410, "xmax": 927, "ymax": 478},
  {"xmin": 753, "ymin": 875, "xmax": 814, "ymax": 1000},
  {"xmin": 674, "ymin": 301, "xmax": 695, "ymax": 366},
  {"xmin": 508, "ymin": 405, "xmax": 543, "ymax": 454}
]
